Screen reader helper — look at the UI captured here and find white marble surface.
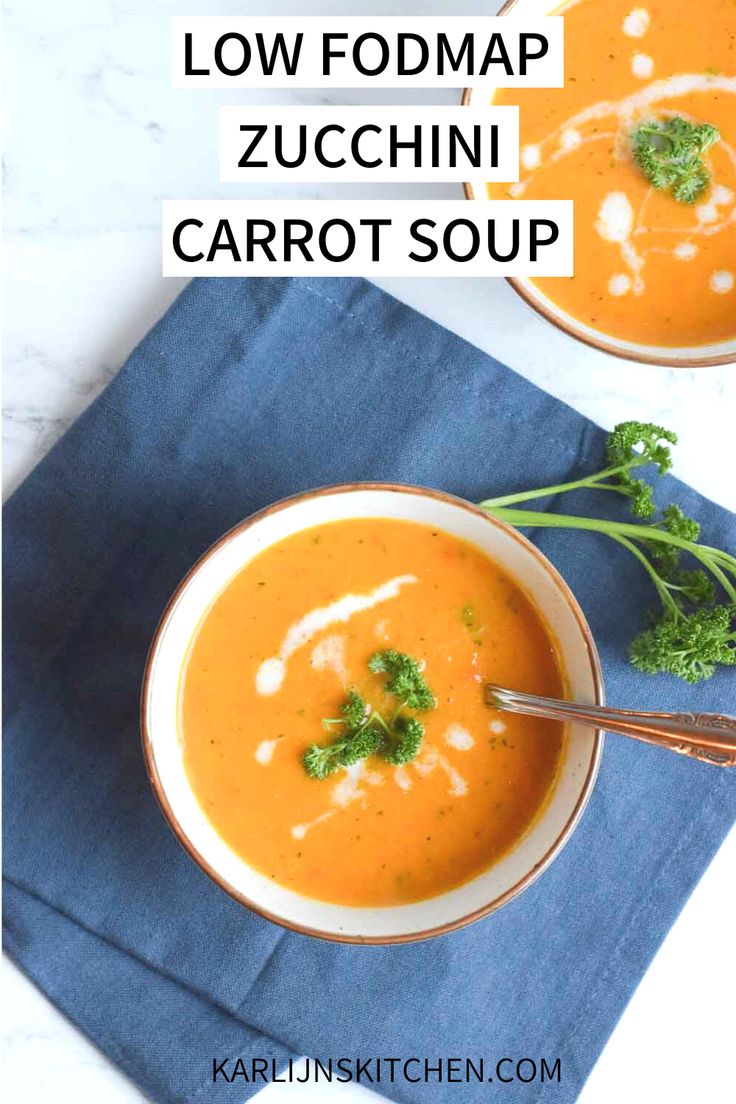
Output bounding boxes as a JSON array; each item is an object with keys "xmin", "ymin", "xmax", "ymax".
[{"xmin": 3, "ymin": 1, "xmax": 735, "ymax": 1102}]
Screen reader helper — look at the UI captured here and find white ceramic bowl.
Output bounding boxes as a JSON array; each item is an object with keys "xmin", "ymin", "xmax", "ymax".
[
  {"xmin": 142, "ymin": 484, "xmax": 604, "ymax": 942},
  {"xmin": 463, "ymin": 0, "xmax": 736, "ymax": 368}
]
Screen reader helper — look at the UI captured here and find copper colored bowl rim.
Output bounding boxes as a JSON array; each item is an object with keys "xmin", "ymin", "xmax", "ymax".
[
  {"xmin": 140, "ymin": 481, "xmax": 605, "ymax": 944},
  {"xmin": 461, "ymin": 29, "xmax": 735, "ymax": 367}
]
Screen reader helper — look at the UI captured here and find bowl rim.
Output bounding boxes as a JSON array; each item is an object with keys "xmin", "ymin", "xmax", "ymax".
[
  {"xmin": 140, "ymin": 481, "xmax": 605, "ymax": 944},
  {"xmin": 461, "ymin": 0, "xmax": 735, "ymax": 369}
]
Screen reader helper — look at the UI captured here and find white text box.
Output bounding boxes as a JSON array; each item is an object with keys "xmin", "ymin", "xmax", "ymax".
[
  {"xmin": 219, "ymin": 106, "xmax": 519, "ymax": 183},
  {"xmin": 162, "ymin": 200, "xmax": 573, "ymax": 277},
  {"xmin": 173, "ymin": 17, "xmax": 563, "ymax": 89}
]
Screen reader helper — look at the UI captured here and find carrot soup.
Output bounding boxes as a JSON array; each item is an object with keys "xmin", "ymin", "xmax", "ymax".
[
  {"xmin": 180, "ymin": 517, "xmax": 566, "ymax": 908},
  {"xmin": 487, "ymin": 0, "xmax": 736, "ymax": 347}
]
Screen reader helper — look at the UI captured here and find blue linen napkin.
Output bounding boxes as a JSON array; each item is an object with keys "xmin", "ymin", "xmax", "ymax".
[{"xmin": 4, "ymin": 276, "xmax": 735, "ymax": 1104}]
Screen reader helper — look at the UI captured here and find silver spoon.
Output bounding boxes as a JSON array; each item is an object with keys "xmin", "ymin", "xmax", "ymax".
[{"xmin": 485, "ymin": 684, "xmax": 736, "ymax": 767}]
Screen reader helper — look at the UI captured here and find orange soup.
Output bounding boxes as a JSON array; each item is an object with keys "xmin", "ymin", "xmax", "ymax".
[
  {"xmin": 181, "ymin": 518, "xmax": 566, "ymax": 907},
  {"xmin": 488, "ymin": 0, "xmax": 736, "ymax": 347}
]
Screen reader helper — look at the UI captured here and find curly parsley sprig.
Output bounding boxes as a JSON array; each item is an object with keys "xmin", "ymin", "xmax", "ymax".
[
  {"xmin": 367, "ymin": 649, "xmax": 436, "ymax": 710},
  {"xmin": 303, "ymin": 652, "xmax": 435, "ymax": 778},
  {"xmin": 630, "ymin": 116, "xmax": 720, "ymax": 204},
  {"xmin": 302, "ymin": 691, "xmax": 383, "ymax": 780},
  {"xmin": 479, "ymin": 421, "xmax": 736, "ymax": 684}
]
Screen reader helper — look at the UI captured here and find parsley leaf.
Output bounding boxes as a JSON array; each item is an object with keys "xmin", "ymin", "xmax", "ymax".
[
  {"xmin": 630, "ymin": 605, "xmax": 736, "ymax": 683},
  {"xmin": 383, "ymin": 715, "xmax": 425, "ymax": 766},
  {"xmin": 368, "ymin": 649, "xmax": 436, "ymax": 710},
  {"xmin": 304, "ymin": 690, "xmax": 386, "ymax": 779},
  {"xmin": 630, "ymin": 116, "xmax": 720, "ymax": 205}
]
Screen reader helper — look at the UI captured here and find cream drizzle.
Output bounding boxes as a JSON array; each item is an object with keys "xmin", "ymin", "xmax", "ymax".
[
  {"xmin": 255, "ymin": 739, "xmax": 278, "ymax": 765},
  {"xmin": 255, "ymin": 573, "xmax": 417, "ymax": 696},
  {"xmin": 393, "ymin": 766, "xmax": 413, "ymax": 791},
  {"xmin": 291, "ymin": 761, "xmax": 385, "ymax": 840},
  {"xmin": 413, "ymin": 747, "xmax": 468, "ymax": 797},
  {"xmin": 289, "ymin": 732, "xmax": 473, "ymax": 838},
  {"xmin": 443, "ymin": 723, "xmax": 475, "ymax": 751},
  {"xmin": 631, "ymin": 53, "xmax": 654, "ymax": 80},
  {"xmin": 622, "ymin": 8, "xmax": 650, "ymax": 38},
  {"xmin": 609, "ymin": 273, "xmax": 632, "ymax": 296},
  {"xmin": 310, "ymin": 634, "xmax": 347, "ymax": 683},
  {"xmin": 710, "ymin": 270, "xmax": 734, "ymax": 293}
]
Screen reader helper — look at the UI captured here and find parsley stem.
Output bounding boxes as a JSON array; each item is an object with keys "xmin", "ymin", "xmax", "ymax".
[
  {"xmin": 479, "ymin": 462, "xmax": 646, "ymax": 509},
  {"xmin": 369, "ymin": 710, "xmax": 392, "ymax": 734},
  {"xmin": 609, "ymin": 533, "xmax": 681, "ymax": 617},
  {"xmin": 688, "ymin": 549, "xmax": 736, "ymax": 602},
  {"xmin": 703, "ymin": 548, "xmax": 736, "ymax": 578},
  {"xmin": 483, "ymin": 506, "xmax": 732, "ymax": 559},
  {"xmin": 481, "ymin": 505, "xmax": 736, "ymax": 597}
]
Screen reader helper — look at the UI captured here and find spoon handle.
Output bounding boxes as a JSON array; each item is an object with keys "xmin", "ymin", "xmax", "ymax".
[{"xmin": 485, "ymin": 685, "xmax": 736, "ymax": 767}]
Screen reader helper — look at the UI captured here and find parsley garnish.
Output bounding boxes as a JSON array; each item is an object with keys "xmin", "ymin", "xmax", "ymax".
[
  {"xmin": 302, "ymin": 652, "xmax": 435, "ymax": 778},
  {"xmin": 630, "ymin": 605, "xmax": 736, "ymax": 684},
  {"xmin": 303, "ymin": 692, "xmax": 383, "ymax": 780},
  {"xmin": 367, "ymin": 649, "xmax": 436, "ymax": 710},
  {"xmin": 479, "ymin": 421, "xmax": 736, "ymax": 684},
  {"xmin": 630, "ymin": 116, "xmax": 720, "ymax": 204},
  {"xmin": 383, "ymin": 714, "xmax": 426, "ymax": 766}
]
